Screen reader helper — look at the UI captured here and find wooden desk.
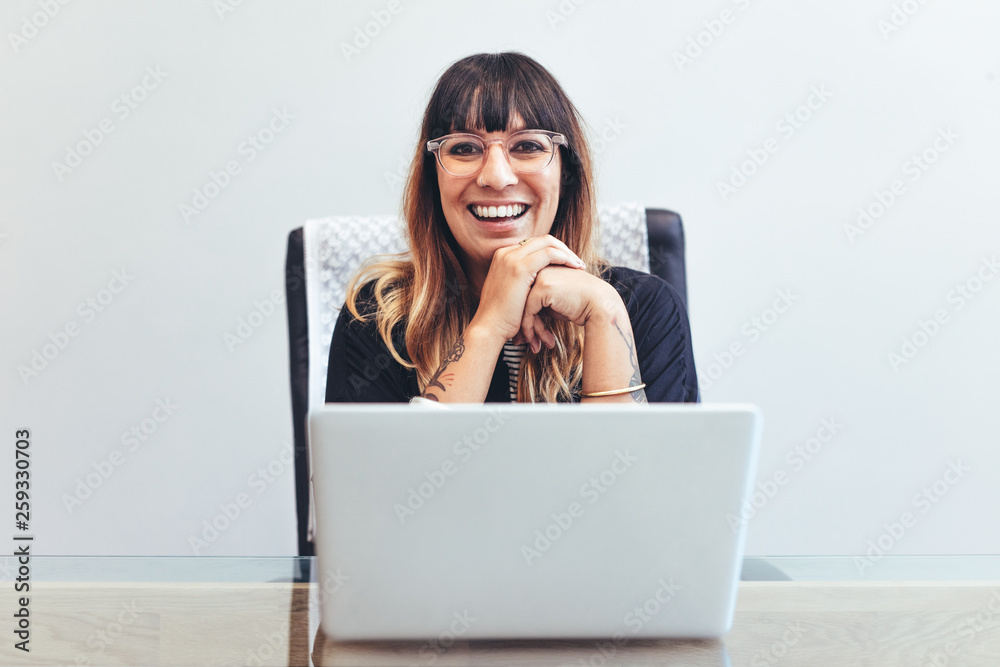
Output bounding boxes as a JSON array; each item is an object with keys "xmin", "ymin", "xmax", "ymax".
[
  {"xmin": 2, "ymin": 557, "xmax": 998, "ymax": 666},
  {"xmin": 313, "ymin": 582, "xmax": 1000, "ymax": 666}
]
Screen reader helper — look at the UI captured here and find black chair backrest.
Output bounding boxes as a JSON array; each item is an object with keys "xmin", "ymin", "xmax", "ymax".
[
  {"xmin": 646, "ymin": 208, "xmax": 687, "ymax": 304},
  {"xmin": 284, "ymin": 208, "xmax": 686, "ymax": 555}
]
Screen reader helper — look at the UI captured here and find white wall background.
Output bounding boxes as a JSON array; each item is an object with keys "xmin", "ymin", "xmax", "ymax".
[{"xmin": 1, "ymin": 0, "xmax": 998, "ymax": 557}]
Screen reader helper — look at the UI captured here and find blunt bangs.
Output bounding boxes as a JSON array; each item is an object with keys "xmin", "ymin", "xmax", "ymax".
[{"xmin": 425, "ymin": 53, "xmax": 573, "ymax": 138}]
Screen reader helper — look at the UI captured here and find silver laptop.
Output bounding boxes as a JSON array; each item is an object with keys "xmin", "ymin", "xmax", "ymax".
[{"xmin": 309, "ymin": 404, "xmax": 762, "ymax": 641}]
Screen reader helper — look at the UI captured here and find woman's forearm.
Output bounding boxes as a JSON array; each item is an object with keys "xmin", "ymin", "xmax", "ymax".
[
  {"xmin": 581, "ymin": 293, "xmax": 648, "ymax": 404},
  {"xmin": 418, "ymin": 324, "xmax": 506, "ymax": 403}
]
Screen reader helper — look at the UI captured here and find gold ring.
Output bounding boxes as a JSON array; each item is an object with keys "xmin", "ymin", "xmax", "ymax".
[{"xmin": 519, "ymin": 238, "xmax": 529, "ymax": 246}]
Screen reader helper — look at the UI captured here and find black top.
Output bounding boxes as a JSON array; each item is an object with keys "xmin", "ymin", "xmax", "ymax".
[{"xmin": 325, "ymin": 266, "xmax": 699, "ymax": 403}]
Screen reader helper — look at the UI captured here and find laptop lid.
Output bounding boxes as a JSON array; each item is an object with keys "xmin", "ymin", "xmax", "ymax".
[{"xmin": 310, "ymin": 404, "xmax": 762, "ymax": 641}]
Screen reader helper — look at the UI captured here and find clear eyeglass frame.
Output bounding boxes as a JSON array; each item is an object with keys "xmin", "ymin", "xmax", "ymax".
[{"xmin": 426, "ymin": 129, "xmax": 568, "ymax": 177}]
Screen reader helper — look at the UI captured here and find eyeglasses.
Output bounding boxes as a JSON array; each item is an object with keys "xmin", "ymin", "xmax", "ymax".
[{"xmin": 426, "ymin": 129, "xmax": 567, "ymax": 177}]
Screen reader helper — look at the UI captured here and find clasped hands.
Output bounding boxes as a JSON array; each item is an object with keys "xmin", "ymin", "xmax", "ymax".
[{"xmin": 471, "ymin": 235, "xmax": 624, "ymax": 354}]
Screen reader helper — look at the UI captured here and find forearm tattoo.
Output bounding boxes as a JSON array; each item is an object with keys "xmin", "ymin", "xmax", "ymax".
[
  {"xmin": 612, "ymin": 317, "xmax": 648, "ymax": 404},
  {"xmin": 420, "ymin": 336, "xmax": 465, "ymax": 401}
]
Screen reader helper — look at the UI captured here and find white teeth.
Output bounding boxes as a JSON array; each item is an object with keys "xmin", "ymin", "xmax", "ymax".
[{"xmin": 472, "ymin": 204, "xmax": 526, "ymax": 219}]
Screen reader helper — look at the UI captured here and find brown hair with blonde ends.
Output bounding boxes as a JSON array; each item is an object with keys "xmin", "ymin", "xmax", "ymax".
[{"xmin": 345, "ymin": 52, "xmax": 605, "ymax": 402}]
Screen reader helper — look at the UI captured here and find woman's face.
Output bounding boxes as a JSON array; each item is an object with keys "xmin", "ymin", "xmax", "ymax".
[{"xmin": 436, "ymin": 116, "xmax": 562, "ymax": 277}]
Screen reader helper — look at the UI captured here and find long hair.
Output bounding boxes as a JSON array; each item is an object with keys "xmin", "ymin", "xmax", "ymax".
[{"xmin": 346, "ymin": 52, "xmax": 604, "ymax": 402}]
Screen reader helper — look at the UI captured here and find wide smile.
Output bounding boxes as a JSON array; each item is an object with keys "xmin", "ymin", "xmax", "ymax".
[{"xmin": 467, "ymin": 203, "xmax": 530, "ymax": 223}]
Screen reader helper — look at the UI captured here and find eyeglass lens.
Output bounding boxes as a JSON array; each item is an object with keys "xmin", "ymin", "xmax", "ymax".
[{"xmin": 437, "ymin": 132, "xmax": 556, "ymax": 176}]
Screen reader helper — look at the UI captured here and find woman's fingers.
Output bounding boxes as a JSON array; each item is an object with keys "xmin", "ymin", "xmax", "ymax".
[
  {"xmin": 534, "ymin": 317, "xmax": 555, "ymax": 350},
  {"xmin": 520, "ymin": 249, "xmax": 585, "ymax": 285},
  {"xmin": 521, "ymin": 314, "xmax": 552, "ymax": 354},
  {"xmin": 521, "ymin": 287, "xmax": 557, "ymax": 353},
  {"xmin": 520, "ymin": 290, "xmax": 541, "ymax": 352},
  {"xmin": 520, "ymin": 307, "xmax": 538, "ymax": 351},
  {"xmin": 510, "ymin": 235, "xmax": 586, "ymax": 270}
]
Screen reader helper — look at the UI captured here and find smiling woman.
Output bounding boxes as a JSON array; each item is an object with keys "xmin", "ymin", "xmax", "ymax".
[{"xmin": 324, "ymin": 52, "xmax": 699, "ymax": 404}]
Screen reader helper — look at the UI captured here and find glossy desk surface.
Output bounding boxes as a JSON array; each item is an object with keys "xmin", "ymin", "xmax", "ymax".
[{"xmin": 1, "ymin": 556, "xmax": 998, "ymax": 666}]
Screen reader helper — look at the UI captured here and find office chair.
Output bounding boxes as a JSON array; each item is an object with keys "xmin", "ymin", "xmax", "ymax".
[{"xmin": 284, "ymin": 204, "xmax": 687, "ymax": 556}]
